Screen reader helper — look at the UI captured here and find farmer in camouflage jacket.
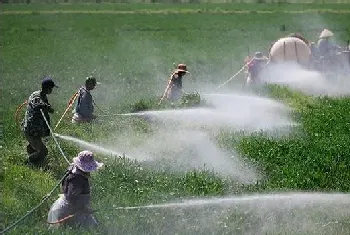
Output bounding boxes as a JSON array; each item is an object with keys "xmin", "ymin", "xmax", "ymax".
[{"xmin": 22, "ymin": 77, "xmax": 58, "ymax": 166}]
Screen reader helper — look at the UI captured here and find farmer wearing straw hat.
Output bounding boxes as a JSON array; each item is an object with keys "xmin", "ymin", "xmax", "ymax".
[
  {"xmin": 316, "ymin": 29, "xmax": 343, "ymax": 72},
  {"xmin": 21, "ymin": 77, "xmax": 58, "ymax": 166},
  {"xmin": 246, "ymin": 52, "xmax": 268, "ymax": 85},
  {"xmin": 47, "ymin": 150, "xmax": 103, "ymax": 229},
  {"xmin": 317, "ymin": 29, "xmax": 341, "ymax": 59},
  {"xmin": 72, "ymin": 77, "xmax": 99, "ymax": 124},
  {"xmin": 159, "ymin": 63, "xmax": 190, "ymax": 104}
]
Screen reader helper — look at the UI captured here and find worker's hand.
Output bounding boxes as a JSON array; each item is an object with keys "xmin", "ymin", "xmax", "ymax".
[{"xmin": 47, "ymin": 105, "xmax": 54, "ymax": 114}]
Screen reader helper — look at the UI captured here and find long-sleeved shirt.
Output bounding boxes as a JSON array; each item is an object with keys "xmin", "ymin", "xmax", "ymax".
[
  {"xmin": 166, "ymin": 73, "xmax": 183, "ymax": 101},
  {"xmin": 75, "ymin": 86, "xmax": 94, "ymax": 119},
  {"xmin": 248, "ymin": 59, "xmax": 266, "ymax": 80},
  {"xmin": 317, "ymin": 39, "xmax": 339, "ymax": 57},
  {"xmin": 170, "ymin": 73, "xmax": 183, "ymax": 90},
  {"xmin": 62, "ymin": 166, "xmax": 91, "ymax": 211}
]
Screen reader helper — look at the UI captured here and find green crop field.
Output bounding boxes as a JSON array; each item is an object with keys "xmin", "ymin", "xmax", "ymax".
[{"xmin": 1, "ymin": 3, "xmax": 350, "ymax": 235}]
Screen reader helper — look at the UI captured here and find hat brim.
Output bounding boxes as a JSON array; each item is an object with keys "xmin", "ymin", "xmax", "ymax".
[
  {"xmin": 319, "ymin": 30, "xmax": 334, "ymax": 39},
  {"xmin": 254, "ymin": 56, "xmax": 268, "ymax": 60},
  {"xmin": 319, "ymin": 35, "xmax": 333, "ymax": 39},
  {"xmin": 176, "ymin": 69, "xmax": 190, "ymax": 73},
  {"xmin": 73, "ymin": 156, "xmax": 104, "ymax": 172}
]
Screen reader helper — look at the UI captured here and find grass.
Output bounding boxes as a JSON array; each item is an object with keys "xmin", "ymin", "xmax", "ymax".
[
  {"xmin": 1, "ymin": 3, "xmax": 350, "ymax": 234},
  {"xmin": 2, "ymin": 3, "xmax": 350, "ymax": 13}
]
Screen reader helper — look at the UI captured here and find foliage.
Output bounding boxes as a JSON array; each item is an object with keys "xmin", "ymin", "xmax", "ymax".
[{"xmin": 180, "ymin": 92, "xmax": 202, "ymax": 107}]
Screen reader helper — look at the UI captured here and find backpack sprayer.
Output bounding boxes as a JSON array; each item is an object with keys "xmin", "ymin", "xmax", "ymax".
[{"xmin": 54, "ymin": 91, "xmax": 79, "ymax": 130}]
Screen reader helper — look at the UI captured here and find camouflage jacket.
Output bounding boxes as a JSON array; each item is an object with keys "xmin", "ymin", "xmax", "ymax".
[{"xmin": 22, "ymin": 90, "xmax": 52, "ymax": 137}]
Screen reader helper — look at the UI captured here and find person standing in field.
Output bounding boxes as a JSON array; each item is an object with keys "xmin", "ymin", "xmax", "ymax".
[
  {"xmin": 47, "ymin": 150, "xmax": 103, "ymax": 229},
  {"xmin": 317, "ymin": 29, "xmax": 341, "ymax": 58},
  {"xmin": 246, "ymin": 52, "xmax": 268, "ymax": 86},
  {"xmin": 21, "ymin": 77, "xmax": 58, "ymax": 166},
  {"xmin": 159, "ymin": 63, "xmax": 190, "ymax": 105},
  {"xmin": 72, "ymin": 77, "xmax": 99, "ymax": 123},
  {"xmin": 317, "ymin": 29, "xmax": 342, "ymax": 70}
]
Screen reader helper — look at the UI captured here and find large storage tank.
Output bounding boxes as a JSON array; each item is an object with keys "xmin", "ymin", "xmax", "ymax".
[{"xmin": 269, "ymin": 37, "xmax": 311, "ymax": 67}]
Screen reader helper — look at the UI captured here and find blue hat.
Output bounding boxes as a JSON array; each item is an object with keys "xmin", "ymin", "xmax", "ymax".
[{"xmin": 42, "ymin": 77, "xmax": 58, "ymax": 88}]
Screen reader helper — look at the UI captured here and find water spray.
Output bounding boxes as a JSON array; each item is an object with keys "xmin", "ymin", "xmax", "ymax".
[
  {"xmin": 93, "ymin": 192, "xmax": 350, "ymax": 212},
  {"xmin": 98, "ymin": 112, "xmax": 147, "ymax": 117},
  {"xmin": 54, "ymin": 133, "xmax": 125, "ymax": 157}
]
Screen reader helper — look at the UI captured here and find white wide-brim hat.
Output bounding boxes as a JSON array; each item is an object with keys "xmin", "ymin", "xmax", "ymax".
[
  {"xmin": 319, "ymin": 29, "xmax": 334, "ymax": 39},
  {"xmin": 73, "ymin": 150, "xmax": 104, "ymax": 172}
]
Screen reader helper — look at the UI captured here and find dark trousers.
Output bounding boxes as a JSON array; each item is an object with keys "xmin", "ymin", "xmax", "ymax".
[{"xmin": 25, "ymin": 133, "xmax": 48, "ymax": 164}]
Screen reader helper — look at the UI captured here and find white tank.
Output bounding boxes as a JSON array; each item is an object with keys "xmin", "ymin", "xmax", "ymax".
[{"xmin": 269, "ymin": 37, "xmax": 311, "ymax": 67}]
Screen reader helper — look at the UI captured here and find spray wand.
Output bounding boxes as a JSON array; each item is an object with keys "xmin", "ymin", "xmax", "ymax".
[
  {"xmin": 158, "ymin": 75, "xmax": 174, "ymax": 106},
  {"xmin": 46, "ymin": 206, "xmax": 142, "ymax": 225},
  {"xmin": 54, "ymin": 91, "xmax": 79, "ymax": 130},
  {"xmin": 215, "ymin": 58, "xmax": 253, "ymax": 90}
]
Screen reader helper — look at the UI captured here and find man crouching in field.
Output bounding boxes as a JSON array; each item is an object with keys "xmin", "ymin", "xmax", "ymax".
[
  {"xmin": 21, "ymin": 77, "xmax": 57, "ymax": 166},
  {"xmin": 72, "ymin": 77, "xmax": 98, "ymax": 124},
  {"xmin": 47, "ymin": 150, "xmax": 103, "ymax": 230}
]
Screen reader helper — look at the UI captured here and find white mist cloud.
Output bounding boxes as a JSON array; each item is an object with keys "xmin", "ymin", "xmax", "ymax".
[
  {"xmin": 105, "ymin": 192, "xmax": 350, "ymax": 235},
  {"xmin": 124, "ymin": 129, "xmax": 260, "ymax": 184},
  {"xmin": 93, "ymin": 91, "xmax": 298, "ymax": 183},
  {"xmin": 138, "ymin": 92, "xmax": 296, "ymax": 133},
  {"xmin": 56, "ymin": 129, "xmax": 260, "ymax": 184},
  {"xmin": 262, "ymin": 62, "xmax": 350, "ymax": 97}
]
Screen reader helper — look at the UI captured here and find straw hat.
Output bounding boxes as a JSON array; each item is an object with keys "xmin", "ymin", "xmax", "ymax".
[
  {"xmin": 319, "ymin": 29, "xmax": 334, "ymax": 39},
  {"xmin": 253, "ymin": 52, "xmax": 268, "ymax": 61},
  {"xmin": 175, "ymin": 63, "xmax": 190, "ymax": 73},
  {"xmin": 73, "ymin": 150, "xmax": 103, "ymax": 172}
]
